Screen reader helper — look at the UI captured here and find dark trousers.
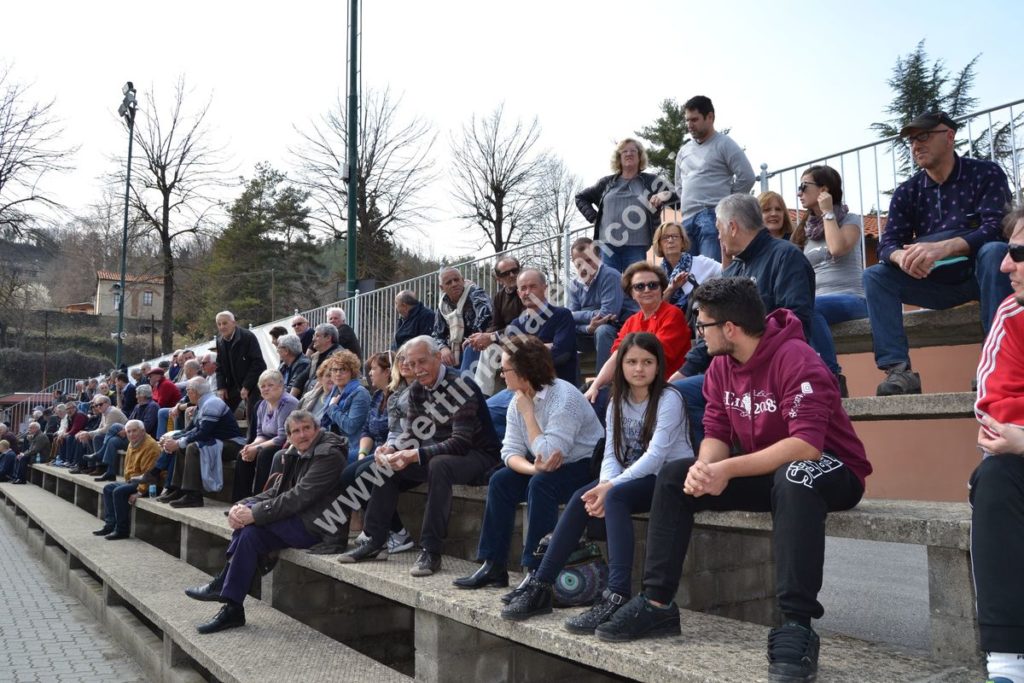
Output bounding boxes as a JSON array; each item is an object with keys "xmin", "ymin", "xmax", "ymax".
[
  {"xmin": 363, "ymin": 450, "xmax": 496, "ymax": 554},
  {"xmin": 170, "ymin": 441, "xmax": 242, "ymax": 493},
  {"xmin": 154, "ymin": 450, "xmax": 175, "ymax": 489},
  {"xmin": 477, "ymin": 459, "xmax": 593, "ymax": 570},
  {"xmin": 642, "ymin": 456, "xmax": 863, "ymax": 620},
  {"xmin": 0, "ymin": 452, "xmax": 28, "ymax": 480},
  {"xmin": 232, "ymin": 444, "xmax": 280, "ymax": 503},
  {"xmin": 102, "ymin": 482, "xmax": 138, "ymax": 533},
  {"xmin": 535, "ymin": 475, "xmax": 657, "ymax": 596},
  {"xmin": 221, "ymin": 516, "xmax": 319, "ymax": 604},
  {"xmin": 63, "ymin": 437, "xmax": 85, "ymax": 466},
  {"xmin": 339, "ymin": 457, "xmax": 404, "ymax": 533},
  {"xmin": 970, "ymin": 454, "xmax": 1024, "ymax": 652}
]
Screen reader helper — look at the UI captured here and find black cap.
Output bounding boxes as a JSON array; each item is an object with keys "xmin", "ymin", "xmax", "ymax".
[{"xmin": 900, "ymin": 111, "xmax": 959, "ymax": 137}]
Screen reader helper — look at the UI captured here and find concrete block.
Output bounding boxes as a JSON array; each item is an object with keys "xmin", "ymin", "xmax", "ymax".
[
  {"xmin": 106, "ymin": 604, "xmax": 163, "ymax": 681},
  {"xmin": 165, "ymin": 664, "xmax": 208, "ymax": 683},
  {"xmin": 42, "ymin": 541, "xmax": 69, "ymax": 582},
  {"xmin": 26, "ymin": 526, "xmax": 45, "ymax": 555},
  {"xmin": 75, "ymin": 485, "xmax": 100, "ymax": 515},
  {"xmin": 67, "ymin": 568, "xmax": 105, "ymax": 622},
  {"xmin": 927, "ymin": 545, "xmax": 980, "ymax": 663}
]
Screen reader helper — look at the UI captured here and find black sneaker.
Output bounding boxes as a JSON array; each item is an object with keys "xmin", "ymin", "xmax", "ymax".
[
  {"xmin": 500, "ymin": 578, "xmax": 552, "ymax": 621},
  {"xmin": 565, "ymin": 589, "xmax": 628, "ymax": 634},
  {"xmin": 767, "ymin": 621, "xmax": 819, "ymax": 683},
  {"xmin": 410, "ymin": 549, "xmax": 441, "ymax": 577},
  {"xmin": 594, "ymin": 594, "xmax": 681, "ymax": 642},
  {"xmin": 501, "ymin": 572, "xmax": 533, "ymax": 605},
  {"xmin": 876, "ymin": 363, "xmax": 921, "ymax": 396}
]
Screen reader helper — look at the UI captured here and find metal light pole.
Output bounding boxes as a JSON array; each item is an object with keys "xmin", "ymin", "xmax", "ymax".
[
  {"xmin": 115, "ymin": 81, "xmax": 137, "ymax": 370},
  {"xmin": 345, "ymin": 0, "xmax": 359, "ymax": 298}
]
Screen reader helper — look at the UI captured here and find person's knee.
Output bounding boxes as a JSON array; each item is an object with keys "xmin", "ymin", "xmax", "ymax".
[
  {"xmin": 426, "ymin": 454, "xmax": 455, "ymax": 481},
  {"xmin": 862, "ymin": 263, "xmax": 891, "ymax": 294},
  {"xmin": 973, "ymin": 454, "xmax": 1024, "ymax": 498}
]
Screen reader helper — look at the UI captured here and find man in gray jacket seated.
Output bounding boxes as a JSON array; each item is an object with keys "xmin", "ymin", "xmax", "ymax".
[{"xmin": 184, "ymin": 410, "xmax": 345, "ymax": 634}]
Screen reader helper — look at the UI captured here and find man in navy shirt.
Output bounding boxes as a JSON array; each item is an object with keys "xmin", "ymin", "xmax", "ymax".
[
  {"xmin": 863, "ymin": 111, "xmax": 1012, "ymax": 395},
  {"xmin": 487, "ymin": 268, "xmax": 577, "ymax": 438}
]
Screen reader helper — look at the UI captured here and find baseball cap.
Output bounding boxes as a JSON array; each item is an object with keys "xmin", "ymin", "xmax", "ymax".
[{"xmin": 900, "ymin": 111, "xmax": 959, "ymax": 137}]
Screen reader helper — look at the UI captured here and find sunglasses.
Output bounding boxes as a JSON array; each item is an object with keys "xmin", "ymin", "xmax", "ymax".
[
  {"xmin": 1009, "ymin": 243, "xmax": 1024, "ymax": 263},
  {"xmin": 797, "ymin": 182, "xmax": 818, "ymax": 194},
  {"xmin": 495, "ymin": 267, "xmax": 521, "ymax": 278},
  {"xmin": 631, "ymin": 281, "xmax": 662, "ymax": 292}
]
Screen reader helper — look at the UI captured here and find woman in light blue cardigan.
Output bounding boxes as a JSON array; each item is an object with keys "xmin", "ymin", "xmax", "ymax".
[{"xmin": 321, "ymin": 350, "xmax": 371, "ymax": 464}]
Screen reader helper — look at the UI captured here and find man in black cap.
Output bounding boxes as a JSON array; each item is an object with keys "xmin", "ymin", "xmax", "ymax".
[{"xmin": 863, "ymin": 110, "xmax": 1012, "ymax": 395}]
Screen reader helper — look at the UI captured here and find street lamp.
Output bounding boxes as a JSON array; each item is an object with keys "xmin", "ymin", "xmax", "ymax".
[{"xmin": 115, "ymin": 81, "xmax": 137, "ymax": 371}]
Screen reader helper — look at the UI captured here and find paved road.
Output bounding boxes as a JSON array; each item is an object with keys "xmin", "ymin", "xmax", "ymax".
[
  {"xmin": 0, "ymin": 512, "xmax": 146, "ymax": 683},
  {"xmin": 819, "ymin": 536, "xmax": 931, "ymax": 652}
]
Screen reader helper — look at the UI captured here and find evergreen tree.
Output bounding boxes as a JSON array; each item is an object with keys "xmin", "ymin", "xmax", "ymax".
[{"xmin": 635, "ymin": 98, "xmax": 689, "ymax": 177}]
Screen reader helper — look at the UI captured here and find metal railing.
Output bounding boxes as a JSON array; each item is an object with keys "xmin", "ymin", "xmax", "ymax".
[
  {"xmin": 757, "ymin": 98, "xmax": 1024, "ymax": 266},
  {"xmin": 13, "ymin": 98, "xmax": 1024, "ymax": 410},
  {"xmin": 3, "ymin": 378, "xmax": 85, "ymax": 433}
]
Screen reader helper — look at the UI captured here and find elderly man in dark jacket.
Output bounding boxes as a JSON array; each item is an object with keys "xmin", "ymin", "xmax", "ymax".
[
  {"xmin": 214, "ymin": 311, "xmax": 267, "ymax": 430},
  {"xmin": 184, "ymin": 410, "xmax": 345, "ymax": 634},
  {"xmin": 392, "ymin": 290, "xmax": 435, "ymax": 351}
]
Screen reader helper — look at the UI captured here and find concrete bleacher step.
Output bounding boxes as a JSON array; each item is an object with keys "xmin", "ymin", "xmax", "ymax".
[
  {"xmin": 23, "ymin": 464, "xmax": 982, "ymax": 682},
  {"xmin": 831, "ymin": 302, "xmax": 982, "ymax": 355},
  {"xmin": 0, "ymin": 481, "xmax": 410, "ymax": 683},
  {"xmin": 842, "ymin": 392, "xmax": 975, "ymax": 421}
]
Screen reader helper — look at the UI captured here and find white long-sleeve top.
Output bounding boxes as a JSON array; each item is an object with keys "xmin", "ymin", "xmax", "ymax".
[
  {"xmin": 600, "ymin": 388, "xmax": 693, "ymax": 485},
  {"xmin": 501, "ymin": 379, "xmax": 603, "ymax": 466}
]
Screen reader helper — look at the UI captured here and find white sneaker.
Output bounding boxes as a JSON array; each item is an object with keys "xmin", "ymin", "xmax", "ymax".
[
  {"xmin": 387, "ymin": 529, "xmax": 415, "ymax": 554},
  {"xmin": 354, "ymin": 531, "xmax": 369, "ymax": 546}
]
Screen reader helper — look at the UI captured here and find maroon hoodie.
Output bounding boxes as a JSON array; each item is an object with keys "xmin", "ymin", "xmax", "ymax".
[{"xmin": 702, "ymin": 308, "xmax": 872, "ymax": 487}]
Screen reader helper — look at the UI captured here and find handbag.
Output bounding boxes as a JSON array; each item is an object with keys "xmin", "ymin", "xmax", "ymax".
[{"xmin": 533, "ymin": 533, "xmax": 608, "ymax": 607}]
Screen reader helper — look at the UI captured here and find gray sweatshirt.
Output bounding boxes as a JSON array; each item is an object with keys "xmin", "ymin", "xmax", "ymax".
[{"xmin": 674, "ymin": 132, "xmax": 755, "ymax": 221}]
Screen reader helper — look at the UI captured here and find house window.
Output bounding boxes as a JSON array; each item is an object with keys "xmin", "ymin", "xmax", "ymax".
[
  {"xmin": 113, "ymin": 293, "xmax": 121, "ymax": 312},
  {"xmin": 143, "ymin": 290, "xmax": 154, "ymax": 306}
]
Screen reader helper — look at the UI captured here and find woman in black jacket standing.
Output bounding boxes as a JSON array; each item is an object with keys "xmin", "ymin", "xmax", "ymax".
[{"xmin": 575, "ymin": 138, "xmax": 678, "ymax": 274}]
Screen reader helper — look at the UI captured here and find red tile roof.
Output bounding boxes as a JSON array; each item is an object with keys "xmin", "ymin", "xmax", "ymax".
[{"xmin": 95, "ymin": 270, "xmax": 164, "ymax": 284}]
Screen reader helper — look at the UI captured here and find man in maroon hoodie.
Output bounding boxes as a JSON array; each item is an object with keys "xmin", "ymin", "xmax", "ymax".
[{"xmin": 594, "ymin": 277, "xmax": 871, "ymax": 683}]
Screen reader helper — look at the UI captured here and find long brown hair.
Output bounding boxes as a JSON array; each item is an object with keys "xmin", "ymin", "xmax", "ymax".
[
  {"xmin": 792, "ymin": 165, "xmax": 843, "ymax": 248},
  {"xmin": 611, "ymin": 332, "xmax": 668, "ymax": 468},
  {"xmin": 365, "ymin": 352, "xmax": 393, "ymax": 405}
]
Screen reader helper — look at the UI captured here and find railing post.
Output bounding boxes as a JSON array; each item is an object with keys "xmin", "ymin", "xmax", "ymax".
[
  {"xmin": 562, "ymin": 222, "xmax": 572, "ymax": 307},
  {"xmin": 759, "ymin": 163, "xmax": 769, "ymax": 194}
]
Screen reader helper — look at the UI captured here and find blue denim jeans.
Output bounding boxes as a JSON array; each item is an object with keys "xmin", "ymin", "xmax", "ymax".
[
  {"xmin": 99, "ymin": 435, "xmax": 128, "ymax": 477},
  {"xmin": 476, "ymin": 459, "xmax": 593, "ymax": 569},
  {"xmin": 672, "ymin": 375, "xmax": 705, "ymax": 451},
  {"xmin": 156, "ymin": 407, "xmax": 173, "ymax": 439},
  {"xmin": 603, "ymin": 244, "xmax": 650, "ymax": 275},
  {"xmin": 808, "ymin": 293, "xmax": 868, "ymax": 375},
  {"xmin": 575, "ymin": 323, "xmax": 619, "ymax": 385},
  {"xmin": 487, "ymin": 389, "xmax": 513, "ymax": 442},
  {"xmin": 459, "ymin": 345, "xmax": 481, "ymax": 375},
  {"xmin": 535, "ymin": 475, "xmax": 656, "ymax": 596},
  {"xmin": 862, "ymin": 241, "xmax": 1011, "ymax": 369},
  {"xmin": 684, "ymin": 208, "xmax": 721, "ymax": 261}
]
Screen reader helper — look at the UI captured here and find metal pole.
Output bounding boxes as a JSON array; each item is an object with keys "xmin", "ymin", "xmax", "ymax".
[
  {"xmin": 345, "ymin": 0, "xmax": 360, "ymax": 298},
  {"xmin": 116, "ymin": 83, "xmax": 137, "ymax": 371},
  {"xmin": 759, "ymin": 163, "xmax": 768, "ymax": 194}
]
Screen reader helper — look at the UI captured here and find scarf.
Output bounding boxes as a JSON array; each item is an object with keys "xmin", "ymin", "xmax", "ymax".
[
  {"xmin": 661, "ymin": 253, "xmax": 694, "ymax": 309},
  {"xmin": 439, "ymin": 284, "xmax": 472, "ymax": 364},
  {"xmin": 805, "ymin": 203, "xmax": 850, "ymax": 243}
]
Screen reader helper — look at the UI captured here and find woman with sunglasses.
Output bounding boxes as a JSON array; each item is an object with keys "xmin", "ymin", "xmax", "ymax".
[
  {"xmin": 454, "ymin": 336, "xmax": 603, "ymax": 592},
  {"xmin": 575, "ymin": 138, "xmax": 678, "ymax": 274},
  {"xmin": 794, "ymin": 165, "xmax": 866, "ymax": 397},
  {"xmin": 652, "ymin": 221, "xmax": 722, "ymax": 316},
  {"xmin": 583, "ymin": 262, "xmax": 691, "ymax": 407},
  {"xmin": 502, "ymin": 332, "xmax": 693, "ymax": 633}
]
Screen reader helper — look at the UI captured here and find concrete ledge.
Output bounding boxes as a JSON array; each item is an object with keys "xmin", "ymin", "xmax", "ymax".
[
  {"xmin": 0, "ymin": 482, "xmax": 410, "ymax": 683},
  {"xmin": 843, "ymin": 393, "xmax": 975, "ymax": 421},
  {"xmin": 832, "ymin": 303, "xmax": 982, "ymax": 355}
]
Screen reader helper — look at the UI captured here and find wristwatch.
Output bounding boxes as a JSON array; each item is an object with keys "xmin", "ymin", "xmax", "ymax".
[{"xmin": 822, "ymin": 211, "xmax": 836, "ymax": 221}]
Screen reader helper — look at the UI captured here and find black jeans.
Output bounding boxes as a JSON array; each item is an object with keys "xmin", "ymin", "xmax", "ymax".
[
  {"xmin": 171, "ymin": 440, "xmax": 242, "ymax": 494},
  {"xmin": 642, "ymin": 455, "xmax": 863, "ymax": 621},
  {"xmin": 970, "ymin": 454, "xmax": 1024, "ymax": 652},
  {"xmin": 363, "ymin": 449, "xmax": 497, "ymax": 554},
  {"xmin": 339, "ymin": 456, "xmax": 404, "ymax": 534},
  {"xmin": 232, "ymin": 444, "xmax": 279, "ymax": 503}
]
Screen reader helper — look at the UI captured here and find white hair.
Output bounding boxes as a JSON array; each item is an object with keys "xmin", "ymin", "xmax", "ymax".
[
  {"xmin": 216, "ymin": 310, "xmax": 236, "ymax": 322},
  {"xmin": 326, "ymin": 307, "xmax": 346, "ymax": 324}
]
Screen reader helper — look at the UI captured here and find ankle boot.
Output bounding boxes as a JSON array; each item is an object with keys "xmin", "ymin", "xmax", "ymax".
[{"xmin": 185, "ymin": 563, "xmax": 230, "ymax": 602}]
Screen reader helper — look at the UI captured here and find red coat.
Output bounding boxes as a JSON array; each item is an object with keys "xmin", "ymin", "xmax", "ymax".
[
  {"xmin": 611, "ymin": 301, "xmax": 691, "ymax": 379},
  {"xmin": 151, "ymin": 378, "xmax": 182, "ymax": 408}
]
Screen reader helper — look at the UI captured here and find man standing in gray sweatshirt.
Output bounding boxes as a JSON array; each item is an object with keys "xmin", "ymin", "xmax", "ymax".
[{"xmin": 667, "ymin": 96, "xmax": 755, "ymax": 262}]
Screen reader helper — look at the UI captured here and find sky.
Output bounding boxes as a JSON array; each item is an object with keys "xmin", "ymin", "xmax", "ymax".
[{"xmin": 4, "ymin": 0, "xmax": 1024, "ymax": 262}]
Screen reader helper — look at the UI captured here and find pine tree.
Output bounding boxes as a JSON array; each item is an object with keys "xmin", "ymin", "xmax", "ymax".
[{"xmin": 635, "ymin": 99, "xmax": 689, "ymax": 177}]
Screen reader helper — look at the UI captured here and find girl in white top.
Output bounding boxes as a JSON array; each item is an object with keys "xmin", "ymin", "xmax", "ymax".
[{"xmin": 501, "ymin": 332, "xmax": 693, "ymax": 633}]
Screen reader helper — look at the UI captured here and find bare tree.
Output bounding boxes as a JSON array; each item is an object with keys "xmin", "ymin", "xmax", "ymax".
[
  {"xmin": 450, "ymin": 104, "xmax": 550, "ymax": 254},
  {"xmin": 292, "ymin": 87, "xmax": 437, "ymax": 282},
  {"xmin": 0, "ymin": 67, "xmax": 75, "ymax": 239},
  {"xmin": 121, "ymin": 77, "xmax": 227, "ymax": 351}
]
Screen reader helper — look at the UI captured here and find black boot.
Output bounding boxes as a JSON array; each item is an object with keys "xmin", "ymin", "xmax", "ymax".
[
  {"xmin": 185, "ymin": 564, "xmax": 230, "ymax": 602},
  {"xmin": 500, "ymin": 577, "xmax": 553, "ymax": 621},
  {"xmin": 453, "ymin": 560, "xmax": 509, "ymax": 589},
  {"xmin": 196, "ymin": 601, "xmax": 245, "ymax": 634}
]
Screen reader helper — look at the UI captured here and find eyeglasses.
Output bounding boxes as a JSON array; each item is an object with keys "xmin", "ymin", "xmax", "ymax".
[
  {"xmin": 695, "ymin": 320, "xmax": 726, "ymax": 337},
  {"xmin": 1008, "ymin": 243, "xmax": 1024, "ymax": 263},
  {"xmin": 905, "ymin": 128, "xmax": 951, "ymax": 144},
  {"xmin": 797, "ymin": 182, "xmax": 819, "ymax": 194},
  {"xmin": 631, "ymin": 281, "xmax": 662, "ymax": 292},
  {"xmin": 499, "ymin": 366, "xmax": 517, "ymax": 377},
  {"xmin": 495, "ymin": 267, "xmax": 520, "ymax": 278},
  {"xmin": 660, "ymin": 233, "xmax": 682, "ymax": 242},
  {"xmin": 291, "ymin": 322, "xmax": 305, "ymax": 328}
]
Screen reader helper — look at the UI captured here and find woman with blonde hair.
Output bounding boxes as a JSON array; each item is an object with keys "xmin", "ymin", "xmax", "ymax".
[
  {"xmin": 652, "ymin": 221, "xmax": 721, "ymax": 317},
  {"xmin": 575, "ymin": 138, "xmax": 678, "ymax": 274},
  {"xmin": 759, "ymin": 191, "xmax": 794, "ymax": 241},
  {"xmin": 321, "ymin": 351, "xmax": 371, "ymax": 464}
]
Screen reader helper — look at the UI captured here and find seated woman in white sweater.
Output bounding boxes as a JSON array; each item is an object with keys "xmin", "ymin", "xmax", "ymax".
[
  {"xmin": 454, "ymin": 336, "xmax": 604, "ymax": 591},
  {"xmin": 501, "ymin": 332, "xmax": 693, "ymax": 634}
]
